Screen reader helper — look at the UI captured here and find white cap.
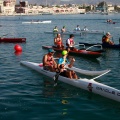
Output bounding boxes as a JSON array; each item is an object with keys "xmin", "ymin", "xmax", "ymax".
[{"xmin": 106, "ymin": 32, "xmax": 111, "ymax": 35}]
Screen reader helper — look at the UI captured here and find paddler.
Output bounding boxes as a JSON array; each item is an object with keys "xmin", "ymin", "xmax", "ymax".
[
  {"xmin": 75, "ymin": 25, "xmax": 81, "ymax": 31},
  {"xmin": 57, "ymin": 50, "xmax": 78, "ymax": 79},
  {"xmin": 66, "ymin": 34, "xmax": 78, "ymax": 51},
  {"xmin": 83, "ymin": 26, "xmax": 89, "ymax": 31},
  {"xmin": 61, "ymin": 26, "xmax": 66, "ymax": 33},
  {"xmin": 42, "ymin": 48, "xmax": 57, "ymax": 72},
  {"xmin": 54, "ymin": 33, "xmax": 64, "ymax": 49},
  {"xmin": 53, "ymin": 26, "xmax": 59, "ymax": 32},
  {"xmin": 102, "ymin": 32, "xmax": 114, "ymax": 45}
]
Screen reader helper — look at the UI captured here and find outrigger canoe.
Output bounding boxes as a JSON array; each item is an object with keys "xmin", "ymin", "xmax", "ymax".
[
  {"xmin": 79, "ymin": 42, "xmax": 120, "ymax": 49},
  {"xmin": 20, "ymin": 61, "xmax": 120, "ymax": 102},
  {"xmin": 44, "ymin": 30, "xmax": 105, "ymax": 35},
  {"xmin": 0, "ymin": 38, "xmax": 26, "ymax": 43},
  {"xmin": 42, "ymin": 45, "xmax": 103, "ymax": 59},
  {"xmin": 22, "ymin": 20, "xmax": 51, "ymax": 24}
]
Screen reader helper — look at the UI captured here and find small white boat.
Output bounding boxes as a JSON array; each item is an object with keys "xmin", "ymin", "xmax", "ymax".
[
  {"xmin": 22, "ymin": 20, "xmax": 51, "ymax": 24},
  {"xmin": 20, "ymin": 61, "xmax": 120, "ymax": 102},
  {"xmin": 44, "ymin": 30, "xmax": 105, "ymax": 35}
]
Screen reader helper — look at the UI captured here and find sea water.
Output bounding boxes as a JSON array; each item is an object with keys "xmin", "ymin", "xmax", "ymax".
[{"xmin": 0, "ymin": 14, "xmax": 120, "ymax": 120}]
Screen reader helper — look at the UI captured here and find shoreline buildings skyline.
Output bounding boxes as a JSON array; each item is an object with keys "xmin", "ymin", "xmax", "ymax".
[{"xmin": 0, "ymin": 0, "xmax": 119, "ymax": 16}]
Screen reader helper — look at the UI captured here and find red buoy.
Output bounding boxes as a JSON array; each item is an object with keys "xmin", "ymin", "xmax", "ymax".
[
  {"xmin": 14, "ymin": 44, "xmax": 22, "ymax": 52},
  {"xmin": 14, "ymin": 51, "xmax": 22, "ymax": 56}
]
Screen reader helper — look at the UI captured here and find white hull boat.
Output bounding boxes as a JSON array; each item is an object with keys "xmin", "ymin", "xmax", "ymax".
[
  {"xmin": 44, "ymin": 30, "xmax": 105, "ymax": 35},
  {"xmin": 20, "ymin": 61, "xmax": 120, "ymax": 102},
  {"xmin": 22, "ymin": 20, "xmax": 51, "ymax": 24}
]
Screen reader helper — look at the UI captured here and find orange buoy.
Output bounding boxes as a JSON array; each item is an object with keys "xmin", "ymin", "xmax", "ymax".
[{"xmin": 14, "ymin": 44, "xmax": 22, "ymax": 52}]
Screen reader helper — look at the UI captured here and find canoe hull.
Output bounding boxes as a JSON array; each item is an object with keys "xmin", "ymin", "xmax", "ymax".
[
  {"xmin": 0, "ymin": 38, "xmax": 26, "ymax": 43},
  {"xmin": 42, "ymin": 45, "xmax": 102, "ymax": 58},
  {"xmin": 44, "ymin": 30, "xmax": 104, "ymax": 35},
  {"xmin": 20, "ymin": 61, "xmax": 120, "ymax": 102}
]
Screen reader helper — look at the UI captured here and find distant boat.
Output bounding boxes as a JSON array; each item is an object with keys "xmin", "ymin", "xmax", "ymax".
[
  {"xmin": 80, "ymin": 12, "xmax": 86, "ymax": 14},
  {"xmin": 44, "ymin": 30, "xmax": 105, "ymax": 35},
  {"xmin": 22, "ymin": 20, "xmax": 52, "ymax": 24},
  {"xmin": 42, "ymin": 12, "xmax": 53, "ymax": 15},
  {"xmin": 0, "ymin": 38, "xmax": 26, "ymax": 43},
  {"xmin": 101, "ymin": 12, "xmax": 109, "ymax": 15}
]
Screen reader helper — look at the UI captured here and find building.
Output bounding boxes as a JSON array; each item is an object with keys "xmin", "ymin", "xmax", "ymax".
[
  {"xmin": 0, "ymin": 0, "xmax": 3, "ymax": 13},
  {"xmin": 3, "ymin": 0, "xmax": 16, "ymax": 15}
]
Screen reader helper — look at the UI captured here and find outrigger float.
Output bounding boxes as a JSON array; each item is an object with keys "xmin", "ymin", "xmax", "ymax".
[{"xmin": 20, "ymin": 61, "xmax": 120, "ymax": 102}]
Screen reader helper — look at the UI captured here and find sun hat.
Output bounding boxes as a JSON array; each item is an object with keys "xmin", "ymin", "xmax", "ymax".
[
  {"xmin": 62, "ymin": 50, "xmax": 68, "ymax": 55},
  {"xmin": 106, "ymin": 32, "xmax": 111, "ymax": 35},
  {"xmin": 48, "ymin": 48, "xmax": 55, "ymax": 53}
]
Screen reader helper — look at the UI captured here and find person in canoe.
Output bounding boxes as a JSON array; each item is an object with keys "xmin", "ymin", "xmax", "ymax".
[
  {"xmin": 42, "ymin": 48, "xmax": 57, "ymax": 72},
  {"xmin": 53, "ymin": 26, "xmax": 59, "ymax": 32},
  {"xmin": 102, "ymin": 32, "xmax": 114, "ymax": 45},
  {"xmin": 57, "ymin": 50, "xmax": 78, "ymax": 79},
  {"xmin": 83, "ymin": 26, "xmax": 89, "ymax": 31},
  {"xmin": 61, "ymin": 26, "xmax": 66, "ymax": 33},
  {"xmin": 66, "ymin": 34, "xmax": 78, "ymax": 51},
  {"xmin": 54, "ymin": 33, "xmax": 64, "ymax": 49},
  {"xmin": 74, "ymin": 25, "xmax": 81, "ymax": 31}
]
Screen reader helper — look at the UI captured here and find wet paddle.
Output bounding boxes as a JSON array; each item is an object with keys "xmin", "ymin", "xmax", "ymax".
[
  {"xmin": 53, "ymin": 70, "xmax": 61, "ymax": 86},
  {"xmin": 53, "ymin": 63, "xmax": 68, "ymax": 86}
]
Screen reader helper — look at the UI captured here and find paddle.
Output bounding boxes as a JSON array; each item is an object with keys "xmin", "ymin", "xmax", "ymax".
[
  {"xmin": 91, "ymin": 69, "xmax": 111, "ymax": 80},
  {"xmin": 53, "ymin": 70, "xmax": 61, "ymax": 86},
  {"xmin": 112, "ymin": 37, "xmax": 114, "ymax": 43},
  {"xmin": 53, "ymin": 63, "xmax": 68, "ymax": 86}
]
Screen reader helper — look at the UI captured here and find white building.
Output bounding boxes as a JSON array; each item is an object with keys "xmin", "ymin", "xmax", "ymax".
[
  {"xmin": 2, "ymin": 0, "xmax": 16, "ymax": 15},
  {"xmin": 0, "ymin": 0, "xmax": 3, "ymax": 13}
]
